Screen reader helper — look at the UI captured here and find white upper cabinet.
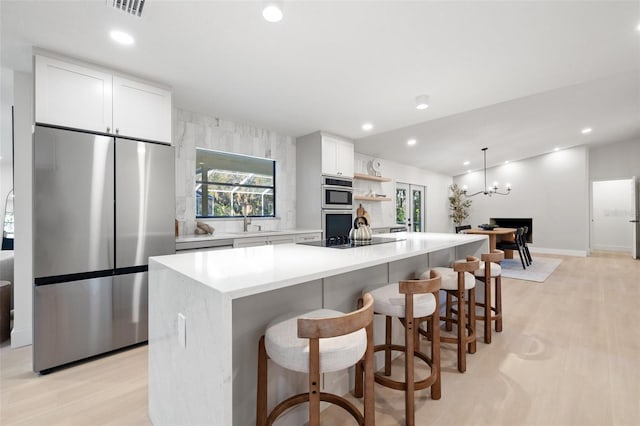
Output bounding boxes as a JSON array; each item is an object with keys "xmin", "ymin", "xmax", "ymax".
[
  {"xmin": 35, "ymin": 55, "xmax": 172, "ymax": 144},
  {"xmin": 35, "ymin": 56, "xmax": 113, "ymax": 134},
  {"xmin": 321, "ymin": 136, "xmax": 354, "ymax": 178},
  {"xmin": 113, "ymin": 76, "xmax": 172, "ymax": 143}
]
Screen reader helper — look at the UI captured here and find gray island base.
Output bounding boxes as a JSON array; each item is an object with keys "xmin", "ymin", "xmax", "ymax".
[{"xmin": 148, "ymin": 232, "xmax": 488, "ymax": 425}]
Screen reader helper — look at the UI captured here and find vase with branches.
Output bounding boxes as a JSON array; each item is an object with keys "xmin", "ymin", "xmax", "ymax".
[{"xmin": 448, "ymin": 183, "xmax": 472, "ymax": 226}]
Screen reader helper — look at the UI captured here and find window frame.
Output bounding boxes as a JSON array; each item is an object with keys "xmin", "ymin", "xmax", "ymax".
[{"xmin": 195, "ymin": 149, "xmax": 276, "ymax": 219}]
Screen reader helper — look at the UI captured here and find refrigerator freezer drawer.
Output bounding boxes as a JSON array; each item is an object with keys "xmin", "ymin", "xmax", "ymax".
[
  {"xmin": 113, "ymin": 272, "xmax": 148, "ymax": 348},
  {"xmin": 33, "ymin": 272, "xmax": 149, "ymax": 372},
  {"xmin": 34, "ymin": 277, "xmax": 114, "ymax": 372}
]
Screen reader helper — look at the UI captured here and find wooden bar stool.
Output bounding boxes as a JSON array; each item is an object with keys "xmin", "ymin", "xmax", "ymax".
[
  {"xmin": 429, "ymin": 256, "xmax": 480, "ymax": 373},
  {"xmin": 359, "ymin": 270, "xmax": 441, "ymax": 426},
  {"xmin": 256, "ymin": 293, "xmax": 375, "ymax": 426},
  {"xmin": 474, "ymin": 249, "xmax": 504, "ymax": 344}
]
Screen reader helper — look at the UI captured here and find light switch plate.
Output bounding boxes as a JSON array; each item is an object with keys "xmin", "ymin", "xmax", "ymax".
[{"xmin": 177, "ymin": 313, "xmax": 186, "ymax": 348}]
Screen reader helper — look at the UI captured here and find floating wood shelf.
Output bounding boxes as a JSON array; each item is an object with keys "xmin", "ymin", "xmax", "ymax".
[
  {"xmin": 354, "ymin": 196, "xmax": 392, "ymax": 202},
  {"xmin": 353, "ymin": 173, "xmax": 392, "ymax": 182}
]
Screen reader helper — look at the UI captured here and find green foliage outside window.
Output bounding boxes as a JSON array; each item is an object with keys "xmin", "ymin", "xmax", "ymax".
[
  {"xmin": 396, "ymin": 188, "xmax": 406, "ymax": 224},
  {"xmin": 196, "ymin": 149, "xmax": 276, "ymax": 218}
]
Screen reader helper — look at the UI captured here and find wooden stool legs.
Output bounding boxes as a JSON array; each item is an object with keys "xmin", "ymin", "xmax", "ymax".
[{"xmin": 496, "ymin": 275, "xmax": 503, "ymax": 332}]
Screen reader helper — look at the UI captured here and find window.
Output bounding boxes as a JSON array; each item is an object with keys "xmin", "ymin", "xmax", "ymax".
[{"xmin": 196, "ymin": 149, "xmax": 275, "ymax": 218}]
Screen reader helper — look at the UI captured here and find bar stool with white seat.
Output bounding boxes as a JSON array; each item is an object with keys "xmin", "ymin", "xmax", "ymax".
[
  {"xmin": 474, "ymin": 249, "xmax": 504, "ymax": 344},
  {"xmin": 256, "ymin": 293, "xmax": 375, "ymax": 426},
  {"xmin": 359, "ymin": 270, "xmax": 441, "ymax": 426},
  {"xmin": 426, "ymin": 256, "xmax": 480, "ymax": 373}
]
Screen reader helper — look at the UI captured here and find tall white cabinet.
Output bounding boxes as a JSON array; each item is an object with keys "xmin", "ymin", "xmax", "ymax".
[
  {"xmin": 296, "ymin": 131, "xmax": 355, "ymax": 231},
  {"xmin": 34, "ymin": 54, "xmax": 172, "ymax": 144}
]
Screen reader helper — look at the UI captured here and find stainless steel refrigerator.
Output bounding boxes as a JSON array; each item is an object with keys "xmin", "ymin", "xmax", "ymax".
[{"xmin": 33, "ymin": 125, "xmax": 175, "ymax": 373}]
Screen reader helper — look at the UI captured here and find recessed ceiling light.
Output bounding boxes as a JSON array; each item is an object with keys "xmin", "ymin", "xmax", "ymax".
[
  {"xmin": 581, "ymin": 127, "xmax": 592, "ymax": 134},
  {"xmin": 554, "ymin": 147, "xmax": 560, "ymax": 152},
  {"xmin": 504, "ymin": 160, "xmax": 509, "ymax": 164},
  {"xmin": 636, "ymin": 22, "xmax": 640, "ymax": 32},
  {"xmin": 463, "ymin": 161, "xmax": 470, "ymax": 166},
  {"xmin": 361, "ymin": 123, "xmax": 373, "ymax": 131},
  {"xmin": 407, "ymin": 139, "xmax": 417, "ymax": 146},
  {"xmin": 467, "ymin": 170, "xmax": 472, "ymax": 174},
  {"xmin": 415, "ymin": 95, "xmax": 429, "ymax": 110},
  {"xmin": 262, "ymin": 4, "xmax": 283, "ymax": 22},
  {"xmin": 110, "ymin": 30, "xmax": 134, "ymax": 45}
]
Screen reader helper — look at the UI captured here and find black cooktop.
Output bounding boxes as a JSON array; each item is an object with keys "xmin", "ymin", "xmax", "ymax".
[{"xmin": 297, "ymin": 236, "xmax": 403, "ymax": 249}]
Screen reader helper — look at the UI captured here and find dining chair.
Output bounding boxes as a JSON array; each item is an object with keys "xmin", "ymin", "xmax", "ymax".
[
  {"xmin": 496, "ymin": 227, "xmax": 528, "ymax": 269},
  {"xmin": 455, "ymin": 225, "xmax": 471, "ymax": 234},
  {"xmin": 521, "ymin": 226, "xmax": 533, "ymax": 265}
]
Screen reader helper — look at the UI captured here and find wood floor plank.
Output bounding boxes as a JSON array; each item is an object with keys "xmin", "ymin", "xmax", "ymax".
[{"xmin": 1, "ymin": 252, "xmax": 638, "ymax": 425}]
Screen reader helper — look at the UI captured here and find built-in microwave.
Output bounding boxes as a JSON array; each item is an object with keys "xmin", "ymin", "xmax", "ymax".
[{"xmin": 322, "ymin": 176, "xmax": 353, "ymax": 209}]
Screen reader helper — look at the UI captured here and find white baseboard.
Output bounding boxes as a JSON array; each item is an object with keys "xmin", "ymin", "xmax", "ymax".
[
  {"xmin": 590, "ymin": 244, "xmax": 632, "ymax": 253},
  {"xmin": 529, "ymin": 246, "xmax": 587, "ymax": 257},
  {"xmin": 10, "ymin": 327, "xmax": 33, "ymax": 348}
]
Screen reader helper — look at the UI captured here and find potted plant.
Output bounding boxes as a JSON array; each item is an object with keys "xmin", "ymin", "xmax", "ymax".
[{"xmin": 448, "ymin": 183, "xmax": 472, "ymax": 227}]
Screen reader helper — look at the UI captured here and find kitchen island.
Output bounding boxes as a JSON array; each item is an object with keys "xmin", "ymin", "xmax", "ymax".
[{"xmin": 148, "ymin": 232, "xmax": 488, "ymax": 426}]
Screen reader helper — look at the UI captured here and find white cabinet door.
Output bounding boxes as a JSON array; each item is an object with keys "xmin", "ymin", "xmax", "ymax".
[
  {"xmin": 335, "ymin": 140, "xmax": 354, "ymax": 178},
  {"xmin": 321, "ymin": 137, "xmax": 339, "ymax": 176},
  {"xmin": 295, "ymin": 233, "xmax": 322, "ymax": 243},
  {"xmin": 113, "ymin": 76, "xmax": 172, "ymax": 144},
  {"xmin": 35, "ymin": 56, "xmax": 112, "ymax": 133},
  {"xmin": 268, "ymin": 235, "xmax": 296, "ymax": 245},
  {"xmin": 233, "ymin": 237, "xmax": 268, "ymax": 248},
  {"xmin": 321, "ymin": 136, "xmax": 354, "ymax": 177}
]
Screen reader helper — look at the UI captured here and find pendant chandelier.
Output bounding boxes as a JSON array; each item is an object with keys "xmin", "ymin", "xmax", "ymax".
[{"xmin": 462, "ymin": 148, "xmax": 511, "ymax": 197}]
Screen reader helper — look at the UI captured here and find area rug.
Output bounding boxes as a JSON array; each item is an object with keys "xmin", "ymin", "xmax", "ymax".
[{"xmin": 500, "ymin": 257, "xmax": 562, "ymax": 282}]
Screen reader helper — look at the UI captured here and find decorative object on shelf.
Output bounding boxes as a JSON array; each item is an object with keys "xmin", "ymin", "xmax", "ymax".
[
  {"xmin": 449, "ymin": 183, "xmax": 472, "ymax": 226},
  {"xmin": 195, "ymin": 221, "xmax": 215, "ymax": 235},
  {"xmin": 356, "ymin": 203, "xmax": 371, "ymax": 225},
  {"xmin": 349, "ymin": 216, "xmax": 372, "ymax": 241},
  {"xmin": 368, "ymin": 158, "xmax": 383, "ymax": 177},
  {"xmin": 462, "ymin": 148, "xmax": 512, "ymax": 197}
]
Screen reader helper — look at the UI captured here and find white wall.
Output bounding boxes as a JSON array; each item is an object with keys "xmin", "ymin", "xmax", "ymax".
[
  {"xmin": 173, "ymin": 108, "xmax": 296, "ymax": 234},
  {"xmin": 11, "ymin": 71, "xmax": 33, "ymax": 347},
  {"xmin": 589, "ymin": 138, "xmax": 640, "ymax": 181},
  {"xmin": 355, "ymin": 153, "xmax": 453, "ymax": 232},
  {"xmin": 454, "ymin": 146, "xmax": 590, "ymax": 255}
]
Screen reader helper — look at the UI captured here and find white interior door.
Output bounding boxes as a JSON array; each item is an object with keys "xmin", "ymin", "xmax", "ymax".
[
  {"xmin": 591, "ymin": 179, "xmax": 634, "ymax": 254},
  {"xmin": 396, "ymin": 183, "xmax": 425, "ymax": 232}
]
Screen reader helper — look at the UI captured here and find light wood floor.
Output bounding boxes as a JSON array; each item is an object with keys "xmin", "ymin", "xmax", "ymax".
[{"xmin": 1, "ymin": 252, "xmax": 639, "ymax": 425}]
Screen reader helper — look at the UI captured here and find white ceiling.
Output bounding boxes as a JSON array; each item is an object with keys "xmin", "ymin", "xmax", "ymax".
[{"xmin": 2, "ymin": 1, "xmax": 639, "ymax": 176}]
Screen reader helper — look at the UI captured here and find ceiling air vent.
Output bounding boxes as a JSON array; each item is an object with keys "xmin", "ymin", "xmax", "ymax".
[{"xmin": 110, "ymin": 0, "xmax": 145, "ymax": 17}]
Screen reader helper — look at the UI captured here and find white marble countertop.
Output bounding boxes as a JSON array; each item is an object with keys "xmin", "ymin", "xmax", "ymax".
[
  {"xmin": 152, "ymin": 232, "xmax": 487, "ymax": 299},
  {"xmin": 175, "ymin": 228, "xmax": 322, "ymax": 243}
]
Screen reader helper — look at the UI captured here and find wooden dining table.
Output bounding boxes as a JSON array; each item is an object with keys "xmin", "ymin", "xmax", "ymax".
[{"xmin": 462, "ymin": 227, "xmax": 517, "ymax": 258}]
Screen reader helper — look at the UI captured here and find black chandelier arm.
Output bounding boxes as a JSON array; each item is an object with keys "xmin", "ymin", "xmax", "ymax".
[
  {"xmin": 461, "ymin": 147, "xmax": 512, "ymax": 197},
  {"xmin": 462, "ymin": 189, "xmax": 487, "ymax": 197}
]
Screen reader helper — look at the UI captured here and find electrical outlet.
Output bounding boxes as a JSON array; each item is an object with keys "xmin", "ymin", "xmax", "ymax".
[{"xmin": 177, "ymin": 313, "xmax": 186, "ymax": 348}]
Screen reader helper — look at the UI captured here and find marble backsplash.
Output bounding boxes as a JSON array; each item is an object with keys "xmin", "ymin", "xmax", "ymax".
[{"xmin": 173, "ymin": 108, "xmax": 296, "ymax": 235}]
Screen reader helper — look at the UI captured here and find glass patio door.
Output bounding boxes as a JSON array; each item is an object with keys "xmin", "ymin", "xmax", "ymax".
[{"xmin": 396, "ymin": 183, "xmax": 425, "ymax": 232}]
